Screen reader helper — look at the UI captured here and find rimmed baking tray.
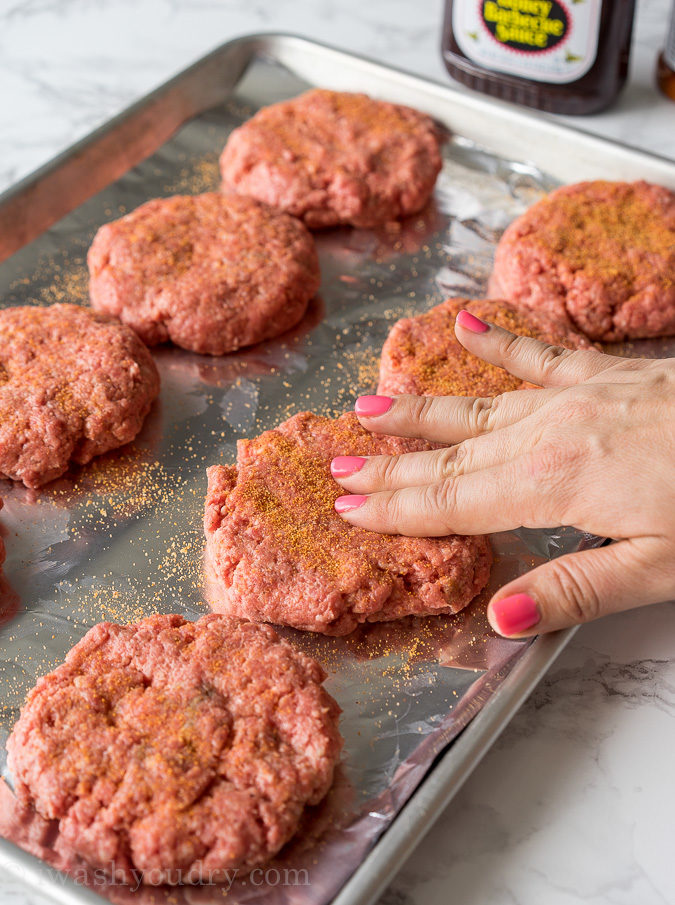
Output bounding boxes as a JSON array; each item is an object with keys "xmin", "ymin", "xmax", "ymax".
[{"xmin": 0, "ymin": 33, "xmax": 673, "ymax": 905}]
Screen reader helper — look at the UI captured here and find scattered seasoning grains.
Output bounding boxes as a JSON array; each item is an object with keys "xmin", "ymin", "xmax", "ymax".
[
  {"xmin": 378, "ymin": 296, "xmax": 590, "ymax": 398},
  {"xmin": 0, "ymin": 108, "xmax": 583, "ymax": 885},
  {"xmin": 164, "ymin": 153, "xmax": 220, "ymax": 194},
  {"xmin": 529, "ymin": 182, "xmax": 674, "ymax": 286},
  {"xmin": 205, "ymin": 411, "xmax": 491, "ymax": 634}
]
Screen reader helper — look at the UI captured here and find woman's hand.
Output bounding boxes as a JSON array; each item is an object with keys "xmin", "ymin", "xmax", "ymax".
[{"xmin": 331, "ymin": 309, "xmax": 675, "ymax": 638}]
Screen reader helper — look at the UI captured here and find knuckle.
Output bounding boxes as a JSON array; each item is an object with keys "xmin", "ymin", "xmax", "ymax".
[
  {"xmin": 435, "ymin": 443, "xmax": 468, "ymax": 477},
  {"xmin": 524, "ymin": 441, "xmax": 585, "ymax": 523},
  {"xmin": 379, "ymin": 454, "xmax": 402, "ymax": 486},
  {"xmin": 554, "ymin": 385, "xmax": 608, "ymax": 423},
  {"xmin": 579, "ymin": 428, "xmax": 611, "ymax": 461},
  {"xmin": 647, "ymin": 362, "xmax": 675, "ymax": 393},
  {"xmin": 574, "ymin": 348, "xmax": 604, "ymax": 373},
  {"xmin": 422, "ymin": 478, "xmax": 459, "ymax": 532},
  {"xmin": 499, "ymin": 332, "xmax": 573, "ymax": 383},
  {"xmin": 406, "ymin": 395, "xmax": 437, "ymax": 432},
  {"xmin": 500, "ymin": 331, "xmax": 532, "ymax": 363},
  {"xmin": 385, "ymin": 490, "xmax": 407, "ymax": 532},
  {"xmin": 556, "ymin": 397, "xmax": 599, "ymax": 424},
  {"xmin": 527, "ymin": 441, "xmax": 581, "ymax": 485},
  {"xmin": 548, "ymin": 558, "xmax": 602, "ymax": 624},
  {"xmin": 534, "ymin": 343, "xmax": 571, "ymax": 380},
  {"xmin": 468, "ymin": 396, "xmax": 499, "ymax": 435}
]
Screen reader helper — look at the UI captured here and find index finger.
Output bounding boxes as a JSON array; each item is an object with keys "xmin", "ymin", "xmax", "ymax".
[
  {"xmin": 455, "ymin": 309, "xmax": 619, "ymax": 387},
  {"xmin": 355, "ymin": 387, "xmax": 558, "ymax": 444}
]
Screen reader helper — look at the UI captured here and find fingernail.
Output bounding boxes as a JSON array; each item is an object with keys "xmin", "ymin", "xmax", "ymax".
[
  {"xmin": 456, "ymin": 309, "xmax": 490, "ymax": 334},
  {"xmin": 334, "ymin": 494, "xmax": 368, "ymax": 514},
  {"xmin": 331, "ymin": 456, "xmax": 367, "ymax": 478},
  {"xmin": 355, "ymin": 395, "xmax": 393, "ymax": 417},
  {"xmin": 489, "ymin": 593, "xmax": 540, "ymax": 636}
]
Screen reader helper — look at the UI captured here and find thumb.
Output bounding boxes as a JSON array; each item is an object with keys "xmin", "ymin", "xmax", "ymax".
[{"xmin": 487, "ymin": 538, "xmax": 669, "ymax": 637}]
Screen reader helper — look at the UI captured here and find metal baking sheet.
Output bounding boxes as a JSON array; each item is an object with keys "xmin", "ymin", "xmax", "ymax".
[{"xmin": 0, "ymin": 34, "xmax": 673, "ymax": 905}]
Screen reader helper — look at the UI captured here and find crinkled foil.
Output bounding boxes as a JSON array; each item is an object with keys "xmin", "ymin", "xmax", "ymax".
[{"xmin": 0, "ymin": 56, "xmax": 620, "ymax": 903}]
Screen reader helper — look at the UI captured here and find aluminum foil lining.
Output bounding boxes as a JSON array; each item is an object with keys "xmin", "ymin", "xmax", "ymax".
[{"xmin": 0, "ymin": 54, "xmax": 643, "ymax": 904}]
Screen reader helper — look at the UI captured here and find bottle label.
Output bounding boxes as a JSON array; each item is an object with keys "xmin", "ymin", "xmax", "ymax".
[{"xmin": 452, "ymin": 0, "xmax": 603, "ymax": 85}]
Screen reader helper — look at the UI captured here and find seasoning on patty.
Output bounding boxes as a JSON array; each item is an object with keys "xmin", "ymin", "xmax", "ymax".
[
  {"xmin": 490, "ymin": 180, "xmax": 675, "ymax": 342},
  {"xmin": 204, "ymin": 411, "xmax": 491, "ymax": 635},
  {"xmin": 0, "ymin": 304, "xmax": 159, "ymax": 488},
  {"xmin": 378, "ymin": 297, "xmax": 590, "ymax": 397},
  {"xmin": 88, "ymin": 192, "xmax": 320, "ymax": 355},
  {"xmin": 7, "ymin": 613, "xmax": 342, "ymax": 885},
  {"xmin": 220, "ymin": 89, "xmax": 443, "ymax": 229}
]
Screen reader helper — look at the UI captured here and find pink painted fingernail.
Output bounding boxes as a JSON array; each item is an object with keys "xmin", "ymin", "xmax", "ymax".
[
  {"xmin": 355, "ymin": 395, "xmax": 393, "ymax": 417},
  {"xmin": 489, "ymin": 594, "xmax": 540, "ymax": 636},
  {"xmin": 331, "ymin": 456, "xmax": 367, "ymax": 478},
  {"xmin": 456, "ymin": 309, "xmax": 490, "ymax": 334},
  {"xmin": 334, "ymin": 494, "xmax": 368, "ymax": 514}
]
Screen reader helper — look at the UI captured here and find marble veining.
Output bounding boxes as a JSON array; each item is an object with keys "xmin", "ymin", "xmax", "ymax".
[
  {"xmin": 0, "ymin": 1, "xmax": 674, "ymax": 904},
  {"xmin": 382, "ymin": 605, "xmax": 675, "ymax": 905}
]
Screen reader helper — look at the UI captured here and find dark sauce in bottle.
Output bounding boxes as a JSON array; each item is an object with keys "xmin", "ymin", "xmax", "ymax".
[
  {"xmin": 442, "ymin": 1, "xmax": 636, "ymax": 115},
  {"xmin": 657, "ymin": 0, "xmax": 675, "ymax": 101}
]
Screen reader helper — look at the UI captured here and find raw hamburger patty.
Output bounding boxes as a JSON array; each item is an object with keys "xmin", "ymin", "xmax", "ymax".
[
  {"xmin": 491, "ymin": 180, "xmax": 675, "ymax": 342},
  {"xmin": 0, "ymin": 304, "xmax": 159, "ymax": 488},
  {"xmin": 378, "ymin": 297, "xmax": 590, "ymax": 397},
  {"xmin": 88, "ymin": 193, "xmax": 320, "ymax": 355},
  {"xmin": 7, "ymin": 613, "xmax": 342, "ymax": 885},
  {"xmin": 204, "ymin": 412, "xmax": 491, "ymax": 636},
  {"xmin": 220, "ymin": 89, "xmax": 443, "ymax": 229}
]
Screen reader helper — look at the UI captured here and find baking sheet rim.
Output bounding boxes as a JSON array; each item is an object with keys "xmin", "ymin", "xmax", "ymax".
[{"xmin": 0, "ymin": 31, "xmax": 673, "ymax": 905}]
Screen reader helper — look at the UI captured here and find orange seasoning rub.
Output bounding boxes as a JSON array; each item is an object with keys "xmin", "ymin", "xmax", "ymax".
[
  {"xmin": 220, "ymin": 89, "xmax": 443, "ymax": 229},
  {"xmin": 0, "ymin": 304, "xmax": 159, "ymax": 488},
  {"xmin": 204, "ymin": 411, "xmax": 492, "ymax": 636},
  {"xmin": 377, "ymin": 296, "xmax": 590, "ymax": 398},
  {"xmin": 7, "ymin": 614, "xmax": 342, "ymax": 885},
  {"xmin": 88, "ymin": 192, "xmax": 320, "ymax": 356},
  {"xmin": 491, "ymin": 180, "xmax": 675, "ymax": 341}
]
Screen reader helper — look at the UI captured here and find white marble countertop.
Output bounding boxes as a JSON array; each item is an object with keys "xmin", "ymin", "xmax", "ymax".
[{"xmin": 0, "ymin": 1, "xmax": 674, "ymax": 904}]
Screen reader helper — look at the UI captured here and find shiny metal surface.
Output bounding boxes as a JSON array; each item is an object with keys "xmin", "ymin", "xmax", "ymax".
[{"xmin": 0, "ymin": 34, "xmax": 672, "ymax": 905}]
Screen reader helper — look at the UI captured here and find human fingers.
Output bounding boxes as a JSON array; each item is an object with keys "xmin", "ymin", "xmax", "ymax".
[
  {"xmin": 454, "ymin": 308, "xmax": 621, "ymax": 387},
  {"xmin": 354, "ymin": 387, "xmax": 557, "ymax": 444},
  {"xmin": 486, "ymin": 536, "xmax": 673, "ymax": 637},
  {"xmin": 333, "ymin": 455, "xmax": 556, "ymax": 536},
  {"xmin": 330, "ymin": 422, "xmax": 537, "ymax": 493}
]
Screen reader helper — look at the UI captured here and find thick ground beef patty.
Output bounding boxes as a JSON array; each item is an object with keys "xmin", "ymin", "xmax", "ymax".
[
  {"xmin": 0, "ymin": 304, "xmax": 159, "ymax": 488},
  {"xmin": 491, "ymin": 180, "xmax": 675, "ymax": 342},
  {"xmin": 88, "ymin": 193, "xmax": 320, "ymax": 355},
  {"xmin": 220, "ymin": 89, "xmax": 443, "ymax": 229},
  {"xmin": 204, "ymin": 412, "xmax": 491, "ymax": 636},
  {"xmin": 7, "ymin": 613, "xmax": 342, "ymax": 885},
  {"xmin": 378, "ymin": 297, "xmax": 590, "ymax": 397}
]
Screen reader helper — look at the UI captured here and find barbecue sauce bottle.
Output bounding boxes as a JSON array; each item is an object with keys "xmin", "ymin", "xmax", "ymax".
[
  {"xmin": 442, "ymin": 1, "xmax": 636, "ymax": 115},
  {"xmin": 657, "ymin": 0, "xmax": 675, "ymax": 101}
]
